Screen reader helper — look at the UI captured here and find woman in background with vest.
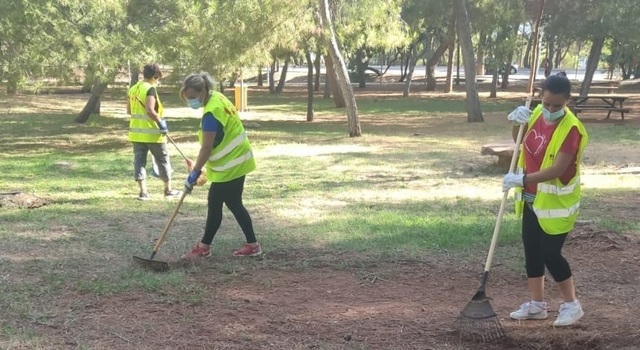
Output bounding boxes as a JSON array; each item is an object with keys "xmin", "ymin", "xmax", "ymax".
[
  {"xmin": 126, "ymin": 64, "xmax": 181, "ymax": 201},
  {"xmin": 180, "ymin": 72, "xmax": 261, "ymax": 259},
  {"xmin": 502, "ymin": 75, "xmax": 589, "ymax": 327}
]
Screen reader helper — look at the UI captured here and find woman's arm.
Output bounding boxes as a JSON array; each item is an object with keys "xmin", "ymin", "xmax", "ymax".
[
  {"xmin": 145, "ymin": 95, "xmax": 161, "ymax": 123},
  {"xmin": 523, "ymin": 152, "xmax": 574, "ymax": 185}
]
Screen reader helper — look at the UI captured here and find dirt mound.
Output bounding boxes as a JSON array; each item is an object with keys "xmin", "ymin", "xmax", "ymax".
[
  {"xmin": 567, "ymin": 224, "xmax": 632, "ymax": 251},
  {"xmin": 0, "ymin": 191, "xmax": 50, "ymax": 209}
]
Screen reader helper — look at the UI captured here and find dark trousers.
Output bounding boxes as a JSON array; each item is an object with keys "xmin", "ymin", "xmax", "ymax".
[
  {"xmin": 201, "ymin": 176, "xmax": 256, "ymax": 245},
  {"xmin": 522, "ymin": 204, "xmax": 572, "ymax": 282}
]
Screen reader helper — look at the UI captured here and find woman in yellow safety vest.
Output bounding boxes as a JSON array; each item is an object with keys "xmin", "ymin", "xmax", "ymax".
[
  {"xmin": 126, "ymin": 64, "xmax": 181, "ymax": 200},
  {"xmin": 180, "ymin": 72, "xmax": 261, "ymax": 258},
  {"xmin": 502, "ymin": 74, "xmax": 588, "ymax": 327}
]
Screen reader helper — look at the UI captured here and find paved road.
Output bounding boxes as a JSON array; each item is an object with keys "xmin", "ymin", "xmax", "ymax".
[{"xmin": 285, "ymin": 65, "xmax": 612, "ymax": 82}]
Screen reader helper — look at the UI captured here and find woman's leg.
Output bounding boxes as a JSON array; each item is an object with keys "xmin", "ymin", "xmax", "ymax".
[
  {"xmin": 522, "ymin": 204, "xmax": 546, "ymax": 302},
  {"xmin": 540, "ymin": 232, "xmax": 574, "ymax": 301},
  {"xmin": 223, "ymin": 176, "xmax": 257, "ymax": 244},
  {"xmin": 201, "ymin": 182, "xmax": 227, "ymax": 245},
  {"xmin": 542, "ymin": 230, "xmax": 584, "ymax": 326},
  {"xmin": 510, "ymin": 204, "xmax": 549, "ymax": 320},
  {"xmin": 133, "ymin": 142, "xmax": 149, "ymax": 197}
]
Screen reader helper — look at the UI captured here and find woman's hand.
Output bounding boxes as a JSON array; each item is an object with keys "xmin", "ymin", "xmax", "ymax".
[{"xmin": 508, "ymin": 106, "xmax": 532, "ymax": 125}]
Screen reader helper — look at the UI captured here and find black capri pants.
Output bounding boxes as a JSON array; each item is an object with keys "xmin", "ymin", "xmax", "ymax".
[{"xmin": 522, "ymin": 203, "xmax": 572, "ymax": 282}]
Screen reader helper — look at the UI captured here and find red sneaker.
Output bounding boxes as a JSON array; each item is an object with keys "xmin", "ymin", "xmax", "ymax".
[
  {"xmin": 181, "ymin": 242, "xmax": 211, "ymax": 259},
  {"xmin": 233, "ymin": 243, "xmax": 262, "ymax": 257}
]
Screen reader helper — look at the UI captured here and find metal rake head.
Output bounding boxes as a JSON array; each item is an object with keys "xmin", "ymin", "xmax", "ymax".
[{"xmin": 455, "ymin": 296, "xmax": 505, "ymax": 342}]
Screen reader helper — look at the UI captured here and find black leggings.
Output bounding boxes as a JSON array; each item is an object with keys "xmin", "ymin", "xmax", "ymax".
[
  {"xmin": 522, "ymin": 204, "xmax": 572, "ymax": 282},
  {"xmin": 201, "ymin": 176, "xmax": 256, "ymax": 245}
]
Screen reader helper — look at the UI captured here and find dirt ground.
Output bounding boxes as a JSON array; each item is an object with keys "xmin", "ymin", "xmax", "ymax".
[{"xmin": 10, "ymin": 222, "xmax": 638, "ymax": 350}]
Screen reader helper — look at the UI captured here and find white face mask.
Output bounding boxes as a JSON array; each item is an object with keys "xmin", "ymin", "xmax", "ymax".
[{"xmin": 542, "ymin": 107, "xmax": 565, "ymax": 121}]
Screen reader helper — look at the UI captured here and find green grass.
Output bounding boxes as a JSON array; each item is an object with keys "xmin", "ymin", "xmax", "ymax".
[{"xmin": 1, "ymin": 89, "xmax": 639, "ymax": 347}]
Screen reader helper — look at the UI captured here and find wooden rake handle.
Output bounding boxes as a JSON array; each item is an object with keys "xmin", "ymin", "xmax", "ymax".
[
  {"xmin": 482, "ymin": 97, "xmax": 532, "ymax": 272},
  {"xmin": 152, "ymin": 189, "xmax": 189, "ymax": 254}
]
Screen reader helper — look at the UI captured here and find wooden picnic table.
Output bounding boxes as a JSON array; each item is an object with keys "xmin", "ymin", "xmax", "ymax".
[{"xmin": 524, "ymin": 94, "xmax": 630, "ymax": 120}]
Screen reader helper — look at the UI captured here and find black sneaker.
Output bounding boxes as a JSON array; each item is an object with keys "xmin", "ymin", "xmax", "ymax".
[
  {"xmin": 137, "ymin": 192, "xmax": 151, "ymax": 201},
  {"xmin": 164, "ymin": 189, "xmax": 182, "ymax": 199}
]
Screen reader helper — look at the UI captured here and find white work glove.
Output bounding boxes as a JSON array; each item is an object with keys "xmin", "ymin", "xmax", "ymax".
[
  {"xmin": 507, "ymin": 106, "xmax": 532, "ymax": 125},
  {"xmin": 502, "ymin": 173, "xmax": 524, "ymax": 192}
]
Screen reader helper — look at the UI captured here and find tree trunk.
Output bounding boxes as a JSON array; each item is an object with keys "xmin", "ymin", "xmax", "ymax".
[
  {"xmin": 399, "ymin": 53, "xmax": 406, "ymax": 82},
  {"xmin": 455, "ymin": 0, "xmax": 483, "ymax": 122},
  {"xmin": 268, "ymin": 59, "xmax": 277, "ymax": 94},
  {"xmin": 427, "ymin": 18, "xmax": 455, "ymax": 91},
  {"xmin": 129, "ymin": 66, "xmax": 139, "ymax": 87},
  {"xmin": 75, "ymin": 80, "xmax": 109, "ymax": 123},
  {"xmin": 324, "ymin": 54, "xmax": 345, "ymax": 107},
  {"xmin": 527, "ymin": 0, "xmax": 546, "ymax": 94},
  {"xmin": 275, "ymin": 57, "xmax": 290, "ymax": 93},
  {"xmin": 444, "ymin": 30, "xmax": 455, "ymax": 93},
  {"xmin": 403, "ymin": 47, "xmax": 418, "ymax": 97},
  {"xmin": 580, "ymin": 35, "xmax": 606, "ymax": 97},
  {"xmin": 81, "ymin": 66, "xmax": 95, "ymax": 93},
  {"xmin": 314, "ymin": 50, "xmax": 321, "ymax": 91},
  {"xmin": 355, "ymin": 48, "xmax": 367, "ymax": 88},
  {"xmin": 523, "ymin": 24, "xmax": 534, "ymax": 68},
  {"xmin": 323, "ymin": 74, "xmax": 331, "ymax": 99},
  {"xmin": 500, "ymin": 24, "xmax": 520, "ymax": 90},
  {"xmin": 455, "ymin": 38, "xmax": 461, "ymax": 85},
  {"xmin": 6, "ymin": 74, "xmax": 19, "ymax": 95},
  {"xmin": 319, "ymin": 0, "xmax": 361, "ymax": 137},
  {"xmin": 257, "ymin": 66, "xmax": 264, "ymax": 87},
  {"xmin": 476, "ymin": 31, "xmax": 487, "ymax": 76},
  {"xmin": 490, "ymin": 68, "xmax": 499, "ymax": 98},
  {"xmin": 305, "ymin": 49, "xmax": 315, "ymax": 122}
]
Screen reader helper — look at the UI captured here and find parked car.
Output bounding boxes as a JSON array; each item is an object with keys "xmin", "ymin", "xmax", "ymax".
[{"xmin": 485, "ymin": 64, "xmax": 518, "ymax": 75}]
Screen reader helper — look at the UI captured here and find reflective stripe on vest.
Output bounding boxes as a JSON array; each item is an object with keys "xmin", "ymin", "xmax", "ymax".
[
  {"xmin": 537, "ymin": 177, "xmax": 579, "ymax": 195},
  {"xmin": 209, "ymin": 132, "xmax": 248, "ymax": 161},
  {"xmin": 130, "ymin": 128, "xmax": 162, "ymax": 135},
  {"xmin": 534, "ymin": 203, "xmax": 580, "ymax": 219},
  {"xmin": 212, "ymin": 150, "xmax": 254, "ymax": 171},
  {"xmin": 131, "ymin": 113, "xmax": 153, "ymax": 120}
]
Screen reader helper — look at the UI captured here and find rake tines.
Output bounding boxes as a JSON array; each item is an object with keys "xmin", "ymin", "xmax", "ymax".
[
  {"xmin": 455, "ymin": 306, "xmax": 505, "ymax": 342},
  {"xmin": 454, "ymin": 274, "xmax": 506, "ymax": 342}
]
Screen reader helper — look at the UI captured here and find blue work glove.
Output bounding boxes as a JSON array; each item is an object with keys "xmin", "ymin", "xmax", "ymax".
[
  {"xmin": 502, "ymin": 173, "xmax": 524, "ymax": 192},
  {"xmin": 185, "ymin": 169, "xmax": 202, "ymax": 191},
  {"xmin": 157, "ymin": 119, "xmax": 168, "ymax": 135}
]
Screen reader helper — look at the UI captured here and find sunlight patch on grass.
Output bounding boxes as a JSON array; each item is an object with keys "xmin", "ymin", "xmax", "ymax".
[{"xmin": 260, "ymin": 144, "xmax": 375, "ymax": 158}]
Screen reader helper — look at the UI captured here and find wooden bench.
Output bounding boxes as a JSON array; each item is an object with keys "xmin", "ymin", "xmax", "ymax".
[
  {"xmin": 572, "ymin": 106, "xmax": 630, "ymax": 119},
  {"xmin": 481, "ymin": 141, "xmax": 515, "ymax": 169},
  {"xmin": 590, "ymin": 86, "xmax": 619, "ymax": 93}
]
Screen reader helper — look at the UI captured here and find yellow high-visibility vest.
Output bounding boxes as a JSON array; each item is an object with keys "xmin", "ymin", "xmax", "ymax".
[
  {"xmin": 514, "ymin": 105, "xmax": 589, "ymax": 234},
  {"xmin": 128, "ymin": 81, "xmax": 164, "ymax": 143},
  {"xmin": 198, "ymin": 91, "xmax": 255, "ymax": 183}
]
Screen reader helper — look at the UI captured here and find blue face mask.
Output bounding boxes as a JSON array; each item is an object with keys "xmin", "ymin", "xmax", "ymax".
[
  {"xmin": 187, "ymin": 98, "xmax": 202, "ymax": 110},
  {"xmin": 542, "ymin": 107, "xmax": 565, "ymax": 121}
]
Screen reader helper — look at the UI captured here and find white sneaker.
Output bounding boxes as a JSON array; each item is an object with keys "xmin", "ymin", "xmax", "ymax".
[
  {"xmin": 553, "ymin": 300, "xmax": 584, "ymax": 327},
  {"xmin": 509, "ymin": 301, "xmax": 548, "ymax": 320}
]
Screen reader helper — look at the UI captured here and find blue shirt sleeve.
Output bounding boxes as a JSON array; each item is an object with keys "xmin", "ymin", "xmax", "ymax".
[
  {"xmin": 201, "ymin": 112, "xmax": 225, "ymax": 148},
  {"xmin": 202, "ymin": 112, "xmax": 220, "ymax": 132}
]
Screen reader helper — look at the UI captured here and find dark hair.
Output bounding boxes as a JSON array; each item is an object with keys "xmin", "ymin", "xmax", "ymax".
[
  {"xmin": 143, "ymin": 64, "xmax": 162, "ymax": 80},
  {"xmin": 542, "ymin": 75, "xmax": 571, "ymax": 97},
  {"xmin": 556, "ymin": 71, "xmax": 567, "ymax": 77},
  {"xmin": 180, "ymin": 72, "xmax": 216, "ymax": 100}
]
